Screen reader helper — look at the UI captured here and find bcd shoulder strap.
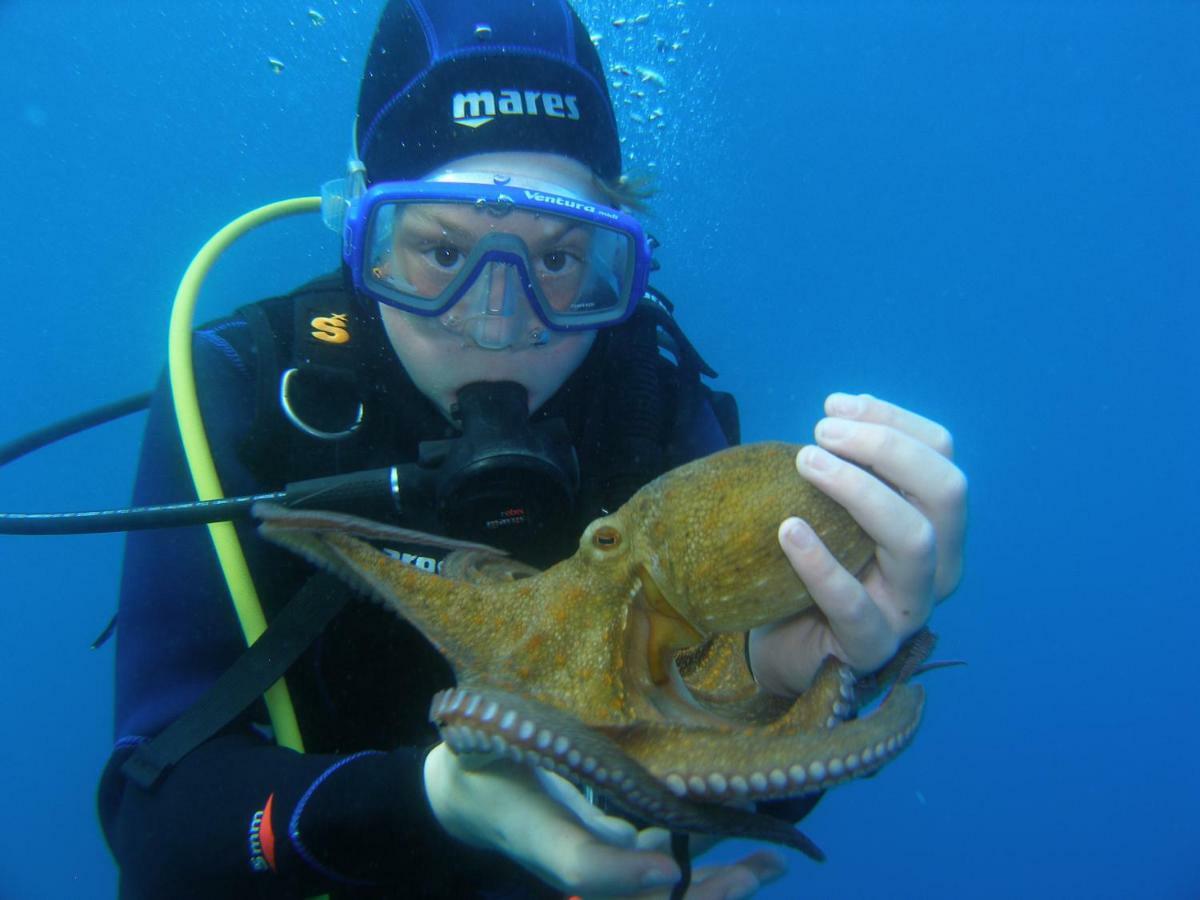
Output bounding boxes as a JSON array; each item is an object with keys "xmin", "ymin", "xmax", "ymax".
[
  {"xmin": 120, "ymin": 573, "xmax": 350, "ymax": 790},
  {"xmin": 236, "ymin": 274, "xmax": 371, "ymax": 484},
  {"xmin": 585, "ymin": 295, "xmax": 741, "ymax": 514},
  {"xmin": 642, "ymin": 289, "xmax": 739, "ymax": 446}
]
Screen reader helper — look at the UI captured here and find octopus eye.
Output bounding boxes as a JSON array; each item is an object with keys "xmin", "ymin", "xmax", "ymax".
[{"xmin": 593, "ymin": 526, "xmax": 622, "ymax": 549}]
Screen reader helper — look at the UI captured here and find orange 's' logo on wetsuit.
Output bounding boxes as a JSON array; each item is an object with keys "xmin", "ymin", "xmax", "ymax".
[{"xmin": 311, "ymin": 312, "xmax": 350, "ymax": 344}]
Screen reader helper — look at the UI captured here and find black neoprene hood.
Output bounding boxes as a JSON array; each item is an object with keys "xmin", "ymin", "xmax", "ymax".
[{"xmin": 356, "ymin": 0, "xmax": 622, "ymax": 183}]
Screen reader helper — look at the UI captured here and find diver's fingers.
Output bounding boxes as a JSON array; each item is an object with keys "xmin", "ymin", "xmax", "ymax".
[
  {"xmin": 677, "ymin": 850, "xmax": 787, "ymax": 900},
  {"xmin": 794, "ymin": 445, "xmax": 936, "ymax": 633},
  {"xmin": 825, "ymin": 392, "xmax": 954, "ymax": 459},
  {"xmin": 634, "ymin": 826, "xmax": 673, "ymax": 852},
  {"xmin": 811, "ymin": 415, "xmax": 966, "ymax": 599},
  {"xmin": 534, "ymin": 767, "xmax": 638, "ymax": 848},
  {"xmin": 778, "ymin": 516, "xmax": 896, "ymax": 673},
  {"xmin": 633, "ymin": 827, "xmax": 720, "ymax": 858},
  {"xmin": 587, "ymin": 849, "xmax": 788, "ymax": 900},
  {"xmin": 424, "ymin": 745, "xmax": 681, "ymax": 895},
  {"xmin": 531, "ymin": 837, "xmax": 684, "ymax": 898},
  {"xmin": 512, "ymin": 770, "xmax": 680, "ymax": 893},
  {"xmin": 493, "ymin": 792, "xmax": 683, "ymax": 896},
  {"xmin": 511, "ymin": 836, "xmax": 683, "ymax": 898}
]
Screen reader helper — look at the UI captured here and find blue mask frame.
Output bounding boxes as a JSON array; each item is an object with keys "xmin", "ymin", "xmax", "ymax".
[{"xmin": 341, "ymin": 180, "xmax": 653, "ymax": 332}]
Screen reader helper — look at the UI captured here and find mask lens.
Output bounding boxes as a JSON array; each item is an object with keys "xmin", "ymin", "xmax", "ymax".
[
  {"xmin": 365, "ymin": 203, "xmax": 469, "ymax": 308},
  {"xmin": 359, "ymin": 195, "xmax": 641, "ymax": 330}
]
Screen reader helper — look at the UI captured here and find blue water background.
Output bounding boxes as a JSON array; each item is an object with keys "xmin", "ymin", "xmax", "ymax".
[{"xmin": 1, "ymin": 2, "xmax": 1196, "ymax": 897}]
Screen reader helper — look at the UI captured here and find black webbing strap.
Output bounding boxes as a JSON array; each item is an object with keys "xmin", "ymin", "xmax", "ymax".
[
  {"xmin": 668, "ymin": 832, "xmax": 692, "ymax": 900},
  {"xmin": 121, "ymin": 574, "xmax": 349, "ymax": 790}
]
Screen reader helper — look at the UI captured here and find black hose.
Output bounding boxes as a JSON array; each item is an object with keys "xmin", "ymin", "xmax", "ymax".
[
  {"xmin": 0, "ymin": 492, "xmax": 285, "ymax": 535},
  {"xmin": 0, "ymin": 392, "xmax": 289, "ymax": 535},
  {"xmin": 0, "ymin": 391, "xmax": 152, "ymax": 467}
]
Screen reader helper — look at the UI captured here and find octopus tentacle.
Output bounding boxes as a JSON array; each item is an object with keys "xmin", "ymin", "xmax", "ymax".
[
  {"xmin": 254, "ymin": 502, "xmax": 505, "ymax": 554},
  {"xmin": 430, "ymin": 686, "xmax": 826, "ymax": 859},
  {"xmin": 854, "ymin": 627, "xmax": 956, "ymax": 707},
  {"xmin": 760, "ymin": 656, "xmax": 860, "ymax": 735},
  {"xmin": 607, "ymin": 682, "xmax": 924, "ymax": 803}
]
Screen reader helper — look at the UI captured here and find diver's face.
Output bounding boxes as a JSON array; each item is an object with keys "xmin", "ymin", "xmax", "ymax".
[{"xmin": 378, "ymin": 153, "xmax": 601, "ymax": 420}]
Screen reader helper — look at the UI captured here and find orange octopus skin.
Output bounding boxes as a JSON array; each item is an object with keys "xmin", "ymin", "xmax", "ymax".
[{"xmin": 257, "ymin": 442, "xmax": 929, "ymax": 857}]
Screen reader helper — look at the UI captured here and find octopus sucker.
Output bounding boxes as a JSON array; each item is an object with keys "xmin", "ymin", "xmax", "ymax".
[{"xmin": 259, "ymin": 443, "xmax": 943, "ymax": 858}]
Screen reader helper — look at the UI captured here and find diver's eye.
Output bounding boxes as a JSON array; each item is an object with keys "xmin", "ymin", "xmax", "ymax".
[
  {"xmin": 433, "ymin": 245, "xmax": 462, "ymax": 269},
  {"xmin": 593, "ymin": 525, "xmax": 622, "ymax": 549},
  {"xmin": 542, "ymin": 251, "xmax": 567, "ymax": 273}
]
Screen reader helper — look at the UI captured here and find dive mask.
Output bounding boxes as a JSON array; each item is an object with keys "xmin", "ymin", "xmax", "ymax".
[{"xmin": 336, "ymin": 180, "xmax": 653, "ymax": 347}]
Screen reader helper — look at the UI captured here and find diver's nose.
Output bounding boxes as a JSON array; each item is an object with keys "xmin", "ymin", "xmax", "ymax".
[
  {"xmin": 469, "ymin": 263, "xmax": 517, "ymax": 349},
  {"xmin": 485, "ymin": 263, "xmax": 511, "ymax": 314},
  {"xmin": 465, "ymin": 262, "xmax": 536, "ymax": 350}
]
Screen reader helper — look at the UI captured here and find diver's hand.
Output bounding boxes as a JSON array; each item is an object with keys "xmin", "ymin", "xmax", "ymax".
[
  {"xmin": 750, "ymin": 393, "xmax": 967, "ymax": 694},
  {"xmin": 424, "ymin": 743, "xmax": 786, "ymax": 898},
  {"xmin": 614, "ymin": 827, "xmax": 786, "ymax": 900}
]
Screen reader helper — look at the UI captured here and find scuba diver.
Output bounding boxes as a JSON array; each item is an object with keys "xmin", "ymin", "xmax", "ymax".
[{"xmin": 90, "ymin": 1, "xmax": 969, "ymax": 898}]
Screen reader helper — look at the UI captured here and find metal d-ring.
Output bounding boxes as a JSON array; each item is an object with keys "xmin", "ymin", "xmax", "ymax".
[{"xmin": 279, "ymin": 367, "xmax": 364, "ymax": 440}]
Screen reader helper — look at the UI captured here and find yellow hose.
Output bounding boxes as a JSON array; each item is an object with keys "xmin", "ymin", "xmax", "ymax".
[{"xmin": 168, "ymin": 197, "xmax": 321, "ymax": 753}]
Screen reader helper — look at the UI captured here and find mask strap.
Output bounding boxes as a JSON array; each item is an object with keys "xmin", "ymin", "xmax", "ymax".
[{"xmin": 321, "ymin": 124, "xmax": 369, "ymax": 235}]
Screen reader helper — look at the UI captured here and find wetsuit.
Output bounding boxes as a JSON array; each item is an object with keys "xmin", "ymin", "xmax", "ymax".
[{"xmin": 98, "ymin": 274, "xmax": 736, "ymax": 898}]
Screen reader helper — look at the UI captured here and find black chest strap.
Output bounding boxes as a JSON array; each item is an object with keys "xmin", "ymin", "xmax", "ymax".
[{"xmin": 121, "ymin": 573, "xmax": 351, "ymax": 790}]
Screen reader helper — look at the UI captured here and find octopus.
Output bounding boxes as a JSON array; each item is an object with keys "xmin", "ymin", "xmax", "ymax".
[{"xmin": 256, "ymin": 442, "xmax": 930, "ymax": 858}]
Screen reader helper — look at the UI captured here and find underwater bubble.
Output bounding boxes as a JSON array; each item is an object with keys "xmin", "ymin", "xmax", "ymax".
[{"xmin": 635, "ymin": 65, "xmax": 665, "ymax": 87}]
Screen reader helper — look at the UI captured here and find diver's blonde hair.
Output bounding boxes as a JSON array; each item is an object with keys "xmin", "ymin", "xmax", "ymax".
[{"xmin": 594, "ymin": 172, "xmax": 657, "ymax": 214}]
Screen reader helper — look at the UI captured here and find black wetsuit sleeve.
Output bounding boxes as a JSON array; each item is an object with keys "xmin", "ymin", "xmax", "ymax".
[
  {"xmin": 99, "ymin": 315, "xmax": 553, "ymax": 898},
  {"xmin": 101, "ymin": 734, "xmax": 553, "ymax": 899}
]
